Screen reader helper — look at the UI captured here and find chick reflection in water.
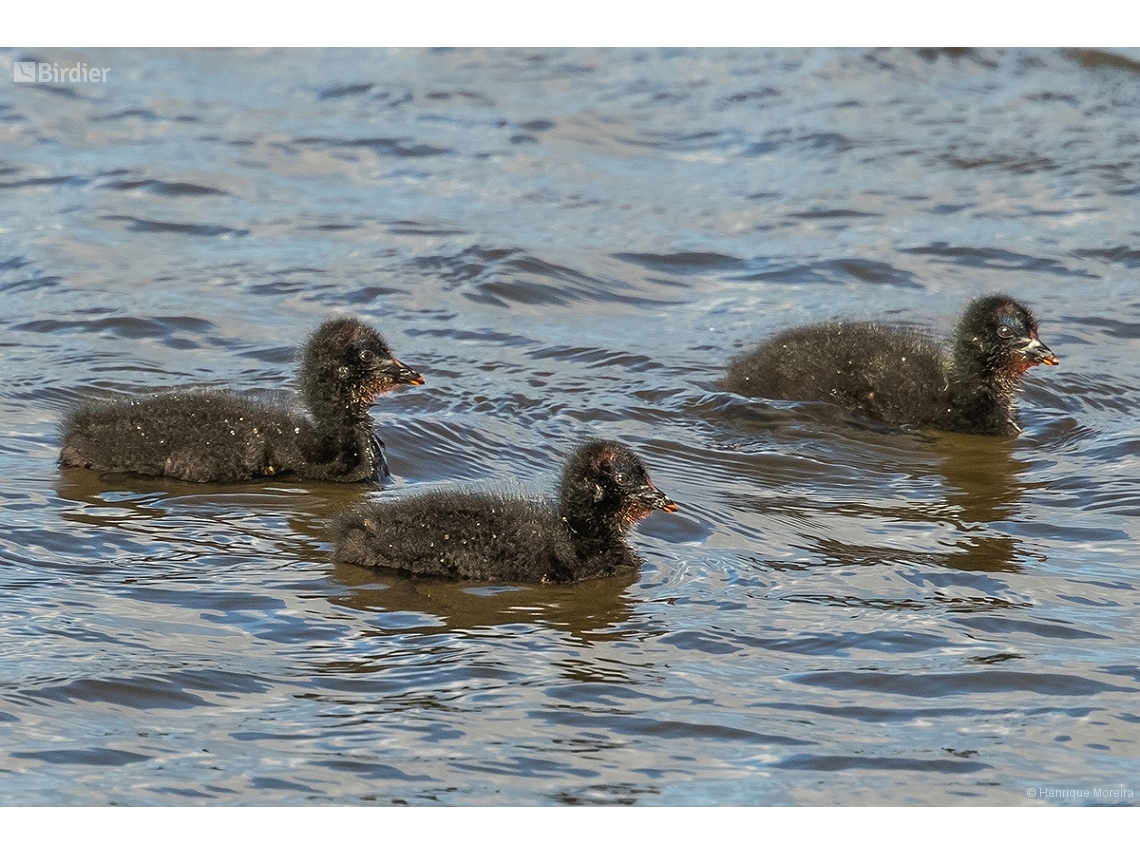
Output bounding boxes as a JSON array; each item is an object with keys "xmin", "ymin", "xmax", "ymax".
[
  {"xmin": 936, "ymin": 432, "xmax": 1030, "ymax": 574},
  {"xmin": 330, "ymin": 564, "xmax": 640, "ymax": 638},
  {"xmin": 333, "ymin": 440, "xmax": 677, "ymax": 584}
]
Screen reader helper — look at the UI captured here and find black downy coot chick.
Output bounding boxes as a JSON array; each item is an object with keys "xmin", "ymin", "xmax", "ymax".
[
  {"xmin": 332, "ymin": 440, "xmax": 677, "ymax": 584},
  {"xmin": 722, "ymin": 294, "xmax": 1058, "ymax": 436},
  {"xmin": 60, "ymin": 318, "xmax": 424, "ymax": 482}
]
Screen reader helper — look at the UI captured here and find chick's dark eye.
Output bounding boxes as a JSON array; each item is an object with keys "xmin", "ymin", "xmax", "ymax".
[
  {"xmin": 614, "ymin": 471, "xmax": 631, "ymax": 487},
  {"xmin": 358, "ymin": 349, "xmax": 374, "ymax": 362},
  {"xmin": 996, "ymin": 324, "xmax": 1014, "ymax": 340}
]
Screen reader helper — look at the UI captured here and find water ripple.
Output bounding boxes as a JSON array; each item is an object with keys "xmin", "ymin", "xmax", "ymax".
[{"xmin": 790, "ymin": 669, "xmax": 1138, "ymax": 697}]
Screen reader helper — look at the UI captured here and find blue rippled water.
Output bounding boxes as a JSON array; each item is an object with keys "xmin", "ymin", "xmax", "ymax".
[{"xmin": 1, "ymin": 47, "xmax": 1138, "ymax": 805}]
